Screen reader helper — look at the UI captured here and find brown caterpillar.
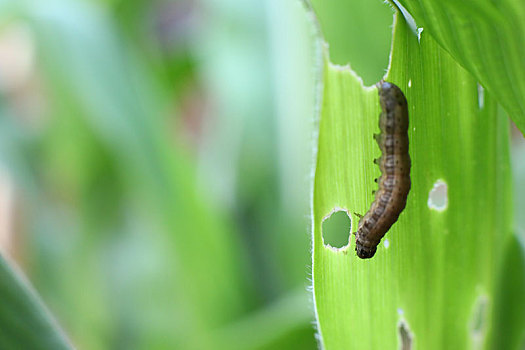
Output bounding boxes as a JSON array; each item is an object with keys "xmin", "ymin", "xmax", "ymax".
[{"xmin": 355, "ymin": 81, "xmax": 411, "ymax": 259}]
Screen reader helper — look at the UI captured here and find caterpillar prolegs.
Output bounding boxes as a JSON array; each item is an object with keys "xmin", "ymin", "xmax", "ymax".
[{"xmin": 355, "ymin": 81, "xmax": 411, "ymax": 259}]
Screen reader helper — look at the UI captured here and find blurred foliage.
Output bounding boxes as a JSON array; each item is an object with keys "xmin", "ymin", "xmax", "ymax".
[{"xmin": 0, "ymin": 0, "xmax": 319, "ymax": 348}]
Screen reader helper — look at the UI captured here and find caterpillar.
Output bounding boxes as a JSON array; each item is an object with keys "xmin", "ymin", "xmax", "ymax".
[{"xmin": 355, "ymin": 81, "xmax": 411, "ymax": 259}]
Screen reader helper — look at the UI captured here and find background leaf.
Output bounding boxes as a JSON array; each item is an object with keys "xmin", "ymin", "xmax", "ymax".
[
  {"xmin": 0, "ymin": 254, "xmax": 71, "ymax": 349},
  {"xmin": 395, "ymin": 0, "xmax": 525, "ymax": 134},
  {"xmin": 489, "ymin": 234, "xmax": 525, "ymax": 349}
]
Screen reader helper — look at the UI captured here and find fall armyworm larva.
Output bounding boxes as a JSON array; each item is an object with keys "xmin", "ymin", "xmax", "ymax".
[{"xmin": 355, "ymin": 81, "xmax": 411, "ymax": 259}]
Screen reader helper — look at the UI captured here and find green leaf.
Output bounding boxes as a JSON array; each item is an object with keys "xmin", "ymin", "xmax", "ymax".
[
  {"xmin": 395, "ymin": 0, "xmax": 525, "ymax": 134},
  {"xmin": 0, "ymin": 255, "xmax": 71, "ymax": 349},
  {"xmin": 489, "ymin": 234, "xmax": 525, "ymax": 349},
  {"xmin": 311, "ymin": 11, "xmax": 515, "ymax": 350}
]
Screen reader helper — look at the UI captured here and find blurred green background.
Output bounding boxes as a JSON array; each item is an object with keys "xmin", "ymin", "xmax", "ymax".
[
  {"xmin": 0, "ymin": 0, "xmax": 523, "ymax": 349},
  {"xmin": 0, "ymin": 0, "xmax": 321, "ymax": 348}
]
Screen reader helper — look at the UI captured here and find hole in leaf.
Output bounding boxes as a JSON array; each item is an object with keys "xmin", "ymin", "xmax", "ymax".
[
  {"xmin": 470, "ymin": 295, "xmax": 488, "ymax": 348},
  {"xmin": 428, "ymin": 180, "xmax": 448, "ymax": 211},
  {"xmin": 398, "ymin": 320, "xmax": 413, "ymax": 350},
  {"xmin": 322, "ymin": 209, "xmax": 351, "ymax": 250},
  {"xmin": 477, "ymin": 83, "xmax": 485, "ymax": 109},
  {"xmin": 309, "ymin": 0, "xmax": 392, "ymax": 85}
]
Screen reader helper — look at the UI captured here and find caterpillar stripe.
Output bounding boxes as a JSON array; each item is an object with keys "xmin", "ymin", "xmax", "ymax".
[{"xmin": 355, "ymin": 81, "xmax": 411, "ymax": 259}]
